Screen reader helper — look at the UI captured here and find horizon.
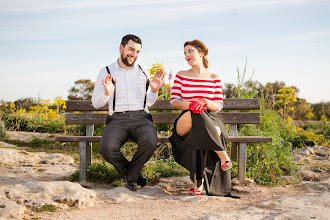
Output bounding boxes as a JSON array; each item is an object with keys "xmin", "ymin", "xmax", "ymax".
[{"xmin": 1, "ymin": 0, "xmax": 329, "ymax": 103}]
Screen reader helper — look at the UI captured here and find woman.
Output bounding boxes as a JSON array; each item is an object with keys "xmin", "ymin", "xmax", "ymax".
[{"xmin": 169, "ymin": 39, "xmax": 236, "ymax": 197}]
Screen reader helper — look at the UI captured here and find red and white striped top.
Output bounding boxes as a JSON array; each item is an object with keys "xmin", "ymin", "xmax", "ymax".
[{"xmin": 170, "ymin": 74, "xmax": 224, "ymax": 112}]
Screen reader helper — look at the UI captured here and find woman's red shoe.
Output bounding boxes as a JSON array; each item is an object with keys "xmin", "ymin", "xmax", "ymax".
[
  {"xmin": 221, "ymin": 161, "xmax": 232, "ymax": 171},
  {"xmin": 189, "ymin": 189, "xmax": 202, "ymax": 196}
]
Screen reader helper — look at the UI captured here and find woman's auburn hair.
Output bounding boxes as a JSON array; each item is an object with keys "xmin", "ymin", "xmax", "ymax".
[{"xmin": 184, "ymin": 39, "xmax": 209, "ymax": 69}]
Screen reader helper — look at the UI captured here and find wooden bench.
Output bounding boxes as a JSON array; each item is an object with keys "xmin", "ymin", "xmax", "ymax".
[{"xmin": 55, "ymin": 99, "xmax": 272, "ymax": 183}]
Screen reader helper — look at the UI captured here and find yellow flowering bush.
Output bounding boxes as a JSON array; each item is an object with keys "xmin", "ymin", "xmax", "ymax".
[{"xmin": 3, "ymin": 96, "xmax": 67, "ymax": 133}]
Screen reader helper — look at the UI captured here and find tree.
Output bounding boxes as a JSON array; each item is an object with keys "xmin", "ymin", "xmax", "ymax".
[
  {"xmin": 275, "ymin": 87, "xmax": 297, "ymax": 119},
  {"xmin": 14, "ymin": 97, "xmax": 36, "ymax": 111},
  {"xmin": 261, "ymin": 81, "xmax": 299, "ymax": 106},
  {"xmin": 68, "ymin": 79, "xmax": 95, "ymax": 100},
  {"xmin": 291, "ymin": 98, "xmax": 314, "ymax": 120},
  {"xmin": 311, "ymin": 102, "xmax": 329, "ymax": 120}
]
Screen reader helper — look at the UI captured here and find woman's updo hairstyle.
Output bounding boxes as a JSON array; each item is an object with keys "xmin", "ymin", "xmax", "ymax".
[{"xmin": 184, "ymin": 39, "xmax": 209, "ymax": 69}]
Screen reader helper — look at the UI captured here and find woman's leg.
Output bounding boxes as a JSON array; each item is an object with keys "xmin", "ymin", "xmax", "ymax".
[
  {"xmin": 214, "ymin": 126, "xmax": 231, "ymax": 166},
  {"xmin": 176, "ymin": 111, "xmax": 192, "ymax": 136}
]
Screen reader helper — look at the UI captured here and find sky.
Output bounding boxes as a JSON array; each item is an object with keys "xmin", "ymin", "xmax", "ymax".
[{"xmin": 0, "ymin": 0, "xmax": 329, "ymax": 103}]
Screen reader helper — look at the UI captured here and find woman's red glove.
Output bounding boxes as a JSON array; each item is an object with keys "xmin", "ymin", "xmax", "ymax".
[{"xmin": 189, "ymin": 98, "xmax": 208, "ymax": 114}]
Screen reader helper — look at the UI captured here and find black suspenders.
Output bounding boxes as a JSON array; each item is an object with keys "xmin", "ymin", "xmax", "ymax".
[
  {"xmin": 138, "ymin": 65, "xmax": 150, "ymax": 110},
  {"xmin": 106, "ymin": 66, "xmax": 116, "ymax": 111},
  {"xmin": 105, "ymin": 65, "xmax": 150, "ymax": 112}
]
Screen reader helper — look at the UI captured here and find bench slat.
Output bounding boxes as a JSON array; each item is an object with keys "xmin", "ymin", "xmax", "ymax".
[
  {"xmin": 65, "ymin": 99, "xmax": 260, "ymax": 111},
  {"xmin": 65, "ymin": 112, "xmax": 261, "ymax": 125},
  {"xmin": 55, "ymin": 135, "xmax": 272, "ymax": 143}
]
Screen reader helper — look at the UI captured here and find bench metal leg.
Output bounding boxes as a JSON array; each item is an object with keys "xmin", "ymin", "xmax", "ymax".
[
  {"xmin": 79, "ymin": 141, "xmax": 87, "ymax": 181},
  {"xmin": 230, "ymin": 143, "xmax": 238, "ymax": 161},
  {"xmin": 78, "ymin": 125, "xmax": 94, "ymax": 181},
  {"xmin": 86, "ymin": 125, "xmax": 94, "ymax": 168},
  {"xmin": 238, "ymin": 142, "xmax": 247, "ymax": 184}
]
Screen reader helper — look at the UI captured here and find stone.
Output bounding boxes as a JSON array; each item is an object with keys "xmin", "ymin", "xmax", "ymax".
[
  {"xmin": 295, "ymin": 147, "xmax": 315, "ymax": 155},
  {"xmin": 279, "ymin": 175, "xmax": 296, "ymax": 184},
  {"xmin": 0, "ymin": 195, "xmax": 26, "ymax": 220},
  {"xmin": 4, "ymin": 181, "xmax": 96, "ymax": 211},
  {"xmin": 299, "ymin": 169, "xmax": 321, "ymax": 181}
]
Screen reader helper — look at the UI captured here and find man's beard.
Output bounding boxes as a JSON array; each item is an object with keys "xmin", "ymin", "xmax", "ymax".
[{"xmin": 121, "ymin": 53, "xmax": 136, "ymax": 67}]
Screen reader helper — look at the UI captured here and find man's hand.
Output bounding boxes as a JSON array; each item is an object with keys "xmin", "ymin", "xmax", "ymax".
[
  {"xmin": 102, "ymin": 75, "xmax": 115, "ymax": 96},
  {"xmin": 149, "ymin": 69, "xmax": 165, "ymax": 92}
]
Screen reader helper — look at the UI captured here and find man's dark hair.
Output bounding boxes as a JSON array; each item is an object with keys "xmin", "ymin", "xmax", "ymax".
[{"xmin": 121, "ymin": 34, "xmax": 142, "ymax": 47}]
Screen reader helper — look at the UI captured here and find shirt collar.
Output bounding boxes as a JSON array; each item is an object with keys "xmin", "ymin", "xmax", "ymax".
[{"xmin": 115, "ymin": 59, "xmax": 138, "ymax": 71}]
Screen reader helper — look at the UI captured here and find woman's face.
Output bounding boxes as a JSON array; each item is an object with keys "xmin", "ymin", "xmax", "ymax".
[{"xmin": 184, "ymin": 45, "xmax": 203, "ymax": 66}]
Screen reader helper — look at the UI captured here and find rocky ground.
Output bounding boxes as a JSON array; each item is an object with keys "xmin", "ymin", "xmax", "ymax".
[{"xmin": 0, "ymin": 131, "xmax": 329, "ymax": 220}]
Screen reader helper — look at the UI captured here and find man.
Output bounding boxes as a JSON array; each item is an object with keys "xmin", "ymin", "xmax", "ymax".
[{"xmin": 91, "ymin": 34, "xmax": 164, "ymax": 191}]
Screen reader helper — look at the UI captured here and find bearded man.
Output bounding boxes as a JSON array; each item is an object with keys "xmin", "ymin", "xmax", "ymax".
[{"xmin": 92, "ymin": 34, "xmax": 164, "ymax": 191}]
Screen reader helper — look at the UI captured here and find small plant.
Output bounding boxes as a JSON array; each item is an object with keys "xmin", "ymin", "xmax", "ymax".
[
  {"xmin": 37, "ymin": 204, "xmax": 57, "ymax": 212},
  {"xmin": 0, "ymin": 119, "xmax": 8, "ymax": 140},
  {"xmin": 142, "ymin": 157, "xmax": 189, "ymax": 184},
  {"xmin": 111, "ymin": 179, "xmax": 125, "ymax": 187}
]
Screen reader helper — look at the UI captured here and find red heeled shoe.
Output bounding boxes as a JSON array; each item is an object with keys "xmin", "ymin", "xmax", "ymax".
[
  {"xmin": 221, "ymin": 161, "xmax": 233, "ymax": 171},
  {"xmin": 189, "ymin": 188, "xmax": 202, "ymax": 196}
]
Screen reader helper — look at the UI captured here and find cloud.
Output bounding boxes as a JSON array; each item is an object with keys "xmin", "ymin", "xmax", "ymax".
[{"xmin": 1, "ymin": 0, "xmax": 324, "ymax": 13}]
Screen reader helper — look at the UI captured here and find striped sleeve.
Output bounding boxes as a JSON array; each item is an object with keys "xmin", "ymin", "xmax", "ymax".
[
  {"xmin": 170, "ymin": 74, "xmax": 182, "ymax": 104},
  {"xmin": 213, "ymin": 79, "xmax": 224, "ymax": 112}
]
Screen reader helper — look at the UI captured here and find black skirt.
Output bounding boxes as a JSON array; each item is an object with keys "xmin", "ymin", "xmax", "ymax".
[{"xmin": 169, "ymin": 110, "xmax": 231, "ymax": 196}]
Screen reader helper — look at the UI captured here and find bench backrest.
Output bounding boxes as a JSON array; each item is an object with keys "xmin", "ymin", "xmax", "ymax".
[{"xmin": 64, "ymin": 99, "xmax": 261, "ymax": 125}]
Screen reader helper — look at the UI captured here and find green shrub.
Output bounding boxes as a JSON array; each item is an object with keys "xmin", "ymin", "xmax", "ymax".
[
  {"xmin": 67, "ymin": 157, "xmax": 189, "ymax": 186},
  {"xmin": 293, "ymin": 122, "xmax": 329, "ymax": 148},
  {"xmin": 142, "ymin": 157, "xmax": 189, "ymax": 184},
  {"xmin": 238, "ymin": 109, "xmax": 297, "ymax": 185},
  {"xmin": 86, "ymin": 162, "xmax": 120, "ymax": 183}
]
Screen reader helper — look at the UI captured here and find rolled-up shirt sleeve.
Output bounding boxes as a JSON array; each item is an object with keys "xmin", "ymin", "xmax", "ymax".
[{"xmin": 91, "ymin": 68, "xmax": 114, "ymax": 109}]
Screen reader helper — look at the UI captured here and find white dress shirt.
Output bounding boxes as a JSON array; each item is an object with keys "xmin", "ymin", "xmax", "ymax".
[{"xmin": 91, "ymin": 61, "xmax": 158, "ymax": 115}]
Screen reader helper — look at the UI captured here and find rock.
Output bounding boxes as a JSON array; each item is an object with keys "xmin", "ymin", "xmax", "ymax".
[
  {"xmin": 200, "ymin": 193, "xmax": 330, "ymax": 220},
  {"xmin": 310, "ymin": 167, "xmax": 322, "ymax": 173},
  {"xmin": 6, "ymin": 131, "xmax": 56, "ymax": 142},
  {"xmin": 303, "ymin": 178, "xmax": 330, "ymax": 193},
  {"xmin": 0, "ymin": 195, "xmax": 26, "ymax": 220},
  {"xmin": 279, "ymin": 175, "xmax": 296, "ymax": 184},
  {"xmin": 315, "ymin": 156, "xmax": 327, "ymax": 161},
  {"xmin": 231, "ymin": 178, "xmax": 255, "ymax": 186},
  {"xmin": 0, "ymin": 148, "xmax": 74, "ymax": 166},
  {"xmin": 315, "ymin": 151, "xmax": 327, "ymax": 157},
  {"xmin": 295, "ymin": 147, "xmax": 315, "ymax": 155},
  {"xmin": 4, "ymin": 181, "xmax": 96, "ymax": 211},
  {"xmin": 299, "ymin": 169, "xmax": 321, "ymax": 181},
  {"xmin": 292, "ymin": 155, "xmax": 301, "ymax": 162}
]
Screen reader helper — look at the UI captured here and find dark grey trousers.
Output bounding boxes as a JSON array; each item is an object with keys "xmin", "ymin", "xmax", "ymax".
[{"xmin": 100, "ymin": 111, "xmax": 158, "ymax": 182}]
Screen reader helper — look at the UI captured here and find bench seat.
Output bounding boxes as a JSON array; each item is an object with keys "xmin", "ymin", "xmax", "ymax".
[{"xmin": 55, "ymin": 135, "xmax": 272, "ymax": 143}]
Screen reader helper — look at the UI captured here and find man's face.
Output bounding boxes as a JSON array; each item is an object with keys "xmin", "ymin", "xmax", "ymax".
[{"xmin": 120, "ymin": 40, "xmax": 141, "ymax": 67}]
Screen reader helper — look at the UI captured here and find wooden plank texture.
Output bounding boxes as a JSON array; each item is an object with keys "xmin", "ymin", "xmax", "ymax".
[
  {"xmin": 65, "ymin": 99, "xmax": 260, "ymax": 111},
  {"xmin": 238, "ymin": 142, "xmax": 247, "ymax": 183},
  {"xmin": 65, "ymin": 112, "xmax": 261, "ymax": 125},
  {"xmin": 55, "ymin": 135, "xmax": 272, "ymax": 143}
]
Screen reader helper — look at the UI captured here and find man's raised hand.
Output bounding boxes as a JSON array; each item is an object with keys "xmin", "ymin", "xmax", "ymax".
[
  {"xmin": 149, "ymin": 69, "xmax": 165, "ymax": 92},
  {"xmin": 102, "ymin": 75, "xmax": 115, "ymax": 96}
]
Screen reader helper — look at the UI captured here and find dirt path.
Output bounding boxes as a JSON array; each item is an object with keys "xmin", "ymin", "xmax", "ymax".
[
  {"xmin": 1, "ymin": 131, "xmax": 329, "ymax": 220},
  {"xmin": 36, "ymin": 182, "xmax": 311, "ymax": 220}
]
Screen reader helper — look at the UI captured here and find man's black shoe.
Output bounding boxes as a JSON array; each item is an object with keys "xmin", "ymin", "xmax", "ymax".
[
  {"xmin": 136, "ymin": 174, "xmax": 148, "ymax": 188},
  {"xmin": 124, "ymin": 175, "xmax": 137, "ymax": 191}
]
